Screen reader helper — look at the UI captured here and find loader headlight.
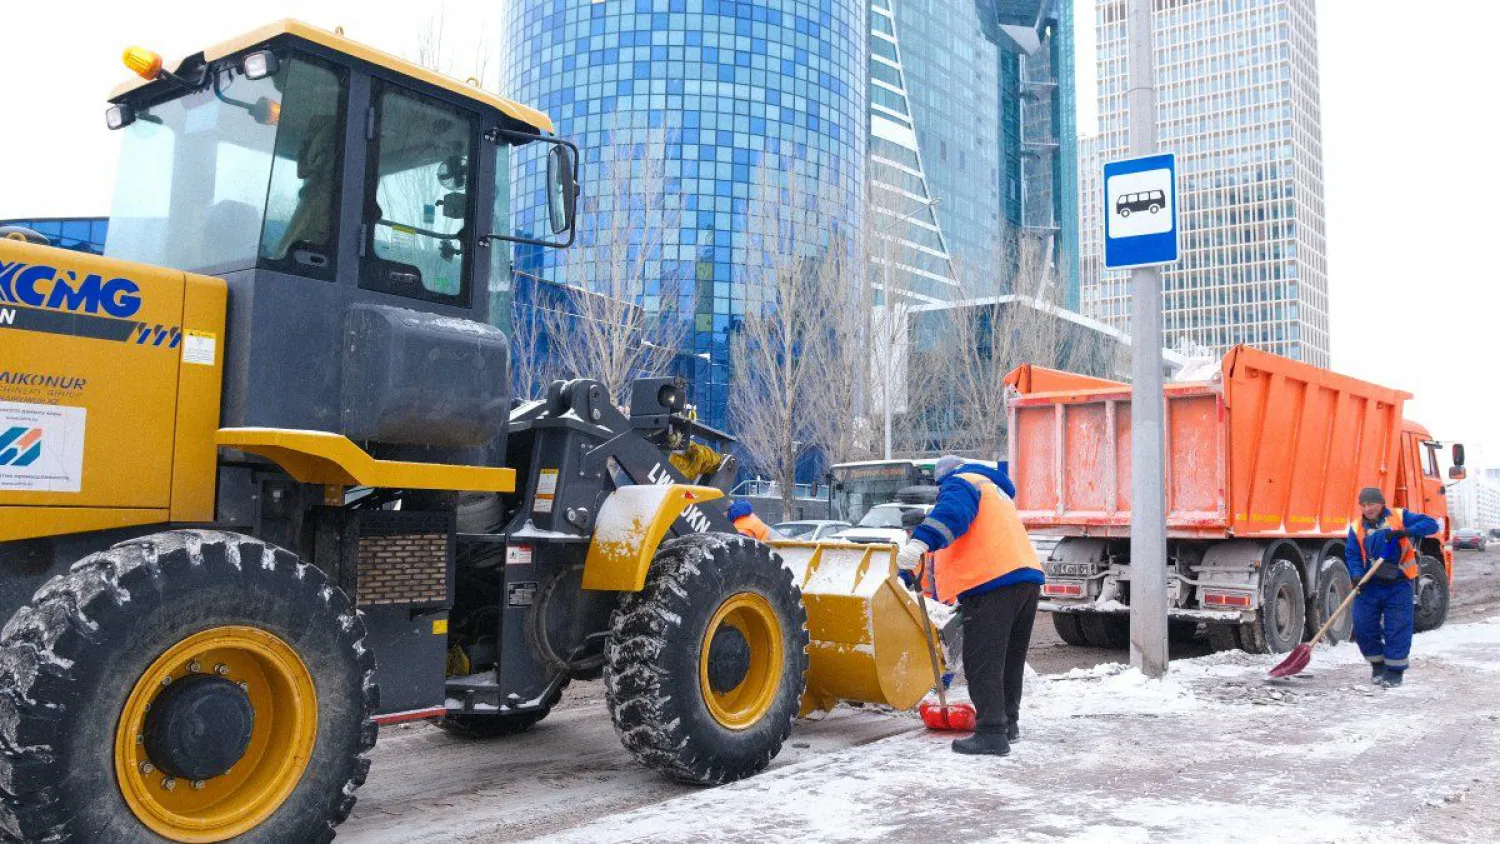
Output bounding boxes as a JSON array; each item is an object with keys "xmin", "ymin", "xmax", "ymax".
[
  {"xmin": 105, "ymin": 104, "xmax": 136, "ymax": 131},
  {"xmin": 241, "ymin": 50, "xmax": 279, "ymax": 81}
]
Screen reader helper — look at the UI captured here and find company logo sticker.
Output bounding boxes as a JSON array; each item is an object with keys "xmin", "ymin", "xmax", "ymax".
[
  {"xmin": 0, "ymin": 427, "xmax": 42, "ymax": 467},
  {"xmin": 0, "ymin": 401, "xmax": 86, "ymax": 493}
]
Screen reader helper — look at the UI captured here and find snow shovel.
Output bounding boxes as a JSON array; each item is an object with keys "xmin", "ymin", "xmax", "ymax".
[
  {"xmin": 914, "ymin": 587, "xmax": 977, "ymax": 731},
  {"xmin": 1268, "ymin": 558, "xmax": 1383, "ymax": 678}
]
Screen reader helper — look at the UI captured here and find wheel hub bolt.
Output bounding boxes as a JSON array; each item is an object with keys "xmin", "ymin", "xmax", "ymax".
[
  {"xmin": 188, "ymin": 660, "xmax": 201, "ymax": 673},
  {"xmin": 238, "ymin": 681, "xmax": 248, "ymax": 691},
  {"xmin": 162, "ymin": 777, "xmax": 176, "ymax": 791},
  {"xmin": 139, "ymin": 762, "xmax": 155, "ymax": 774},
  {"xmin": 191, "ymin": 780, "xmax": 206, "ymax": 791},
  {"xmin": 160, "ymin": 675, "xmax": 172, "ymax": 686},
  {"xmin": 215, "ymin": 663, "xmax": 230, "ymax": 676}
]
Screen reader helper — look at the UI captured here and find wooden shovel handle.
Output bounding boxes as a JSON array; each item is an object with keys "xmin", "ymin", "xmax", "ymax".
[
  {"xmin": 914, "ymin": 587, "xmax": 949, "ymax": 709},
  {"xmin": 1307, "ymin": 557, "xmax": 1384, "ymax": 647}
]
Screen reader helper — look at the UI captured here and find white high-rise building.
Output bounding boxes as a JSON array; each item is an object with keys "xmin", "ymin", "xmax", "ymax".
[
  {"xmin": 1448, "ymin": 477, "xmax": 1500, "ymax": 532},
  {"xmin": 1080, "ymin": 0, "xmax": 1329, "ymax": 365}
]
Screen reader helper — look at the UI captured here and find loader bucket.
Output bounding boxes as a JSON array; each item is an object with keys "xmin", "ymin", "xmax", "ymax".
[{"xmin": 772, "ymin": 540, "xmax": 941, "ymax": 715}]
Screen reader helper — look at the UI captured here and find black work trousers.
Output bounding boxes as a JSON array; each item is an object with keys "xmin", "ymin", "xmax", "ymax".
[{"xmin": 960, "ymin": 581, "xmax": 1041, "ymax": 731}]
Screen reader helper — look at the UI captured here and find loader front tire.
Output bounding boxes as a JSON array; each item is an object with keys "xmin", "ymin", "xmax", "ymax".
[
  {"xmin": 605, "ymin": 533, "xmax": 808, "ymax": 785},
  {"xmin": 0, "ymin": 530, "xmax": 377, "ymax": 843}
]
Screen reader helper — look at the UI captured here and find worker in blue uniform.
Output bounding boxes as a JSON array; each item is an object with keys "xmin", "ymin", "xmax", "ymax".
[{"xmin": 1345, "ymin": 487, "xmax": 1438, "ymax": 687}]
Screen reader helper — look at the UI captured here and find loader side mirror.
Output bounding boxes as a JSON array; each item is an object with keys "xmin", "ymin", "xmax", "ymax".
[
  {"xmin": 546, "ymin": 144, "xmax": 578, "ymax": 235},
  {"xmin": 1449, "ymin": 466, "xmax": 1467, "ymax": 481},
  {"xmin": 480, "ymin": 129, "xmax": 580, "ymax": 250},
  {"xmin": 1452, "ymin": 443, "xmax": 1466, "ymax": 468}
]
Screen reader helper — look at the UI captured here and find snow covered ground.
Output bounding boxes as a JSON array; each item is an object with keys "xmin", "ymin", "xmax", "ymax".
[{"xmin": 511, "ymin": 616, "xmax": 1500, "ymax": 844}]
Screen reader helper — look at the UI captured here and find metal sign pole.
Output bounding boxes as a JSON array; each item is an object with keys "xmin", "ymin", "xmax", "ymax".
[{"xmin": 1126, "ymin": 0, "xmax": 1169, "ymax": 678}]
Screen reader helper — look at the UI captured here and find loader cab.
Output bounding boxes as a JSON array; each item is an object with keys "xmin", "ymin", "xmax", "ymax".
[{"xmin": 99, "ymin": 21, "xmax": 577, "ymax": 461}]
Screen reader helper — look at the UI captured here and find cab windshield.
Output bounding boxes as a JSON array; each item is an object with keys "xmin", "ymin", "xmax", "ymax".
[{"xmin": 105, "ymin": 54, "xmax": 345, "ymax": 277}]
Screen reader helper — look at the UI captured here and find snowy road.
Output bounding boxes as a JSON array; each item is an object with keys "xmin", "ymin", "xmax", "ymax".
[
  {"xmin": 344, "ymin": 548, "xmax": 1500, "ymax": 842},
  {"xmin": 530, "ymin": 616, "xmax": 1500, "ymax": 843}
]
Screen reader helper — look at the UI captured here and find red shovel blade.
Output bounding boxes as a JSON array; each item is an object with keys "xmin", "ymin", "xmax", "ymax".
[
  {"xmin": 919, "ymin": 699, "xmax": 977, "ymax": 731},
  {"xmin": 1267, "ymin": 643, "xmax": 1312, "ymax": 678}
]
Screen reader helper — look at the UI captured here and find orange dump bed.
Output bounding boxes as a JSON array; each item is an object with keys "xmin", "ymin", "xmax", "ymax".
[{"xmin": 1006, "ymin": 346, "xmax": 1413, "ymax": 539}]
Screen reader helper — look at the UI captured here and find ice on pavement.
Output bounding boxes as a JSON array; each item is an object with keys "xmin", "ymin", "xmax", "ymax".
[{"xmin": 533, "ymin": 616, "xmax": 1500, "ymax": 844}]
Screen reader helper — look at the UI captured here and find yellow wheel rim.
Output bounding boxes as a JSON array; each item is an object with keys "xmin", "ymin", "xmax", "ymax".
[
  {"xmin": 114, "ymin": 626, "xmax": 318, "ymax": 842},
  {"xmin": 699, "ymin": 593, "xmax": 783, "ymax": 730}
]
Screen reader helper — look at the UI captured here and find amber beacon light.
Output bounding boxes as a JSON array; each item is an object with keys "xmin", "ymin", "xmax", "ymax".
[{"xmin": 122, "ymin": 46, "xmax": 164, "ymax": 80}]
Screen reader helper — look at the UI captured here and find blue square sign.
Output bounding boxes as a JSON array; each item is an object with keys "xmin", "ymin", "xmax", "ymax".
[{"xmin": 1103, "ymin": 153, "xmax": 1179, "ymax": 269}]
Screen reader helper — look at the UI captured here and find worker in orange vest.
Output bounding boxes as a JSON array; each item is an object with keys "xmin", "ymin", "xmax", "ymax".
[
  {"xmin": 1346, "ymin": 487, "xmax": 1438, "ymax": 687},
  {"xmin": 898, "ymin": 455, "xmax": 1043, "ymax": 756},
  {"xmin": 727, "ymin": 499, "xmax": 771, "ymax": 541}
]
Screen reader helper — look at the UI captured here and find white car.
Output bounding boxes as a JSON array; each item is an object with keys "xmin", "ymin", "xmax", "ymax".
[
  {"xmin": 771, "ymin": 520, "xmax": 851, "ymax": 541},
  {"xmin": 831, "ymin": 503, "xmax": 932, "ymax": 546}
]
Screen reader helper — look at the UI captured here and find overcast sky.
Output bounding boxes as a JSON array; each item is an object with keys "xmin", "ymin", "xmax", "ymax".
[{"xmin": 3, "ymin": 1, "xmax": 1494, "ymax": 464}]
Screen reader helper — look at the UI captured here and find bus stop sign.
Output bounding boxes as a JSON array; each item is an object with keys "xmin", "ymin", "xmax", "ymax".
[{"xmin": 1103, "ymin": 153, "xmax": 1179, "ymax": 269}]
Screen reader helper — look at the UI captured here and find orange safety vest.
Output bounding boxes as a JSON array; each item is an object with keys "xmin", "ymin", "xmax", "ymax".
[
  {"xmin": 733, "ymin": 513, "xmax": 771, "ymax": 541},
  {"xmin": 1354, "ymin": 508, "xmax": 1419, "ymax": 579},
  {"xmin": 931, "ymin": 473, "xmax": 1042, "ymax": 603}
]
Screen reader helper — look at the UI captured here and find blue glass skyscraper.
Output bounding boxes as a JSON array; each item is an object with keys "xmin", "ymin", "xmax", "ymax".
[{"xmin": 501, "ymin": 1, "xmax": 866, "ymax": 431}]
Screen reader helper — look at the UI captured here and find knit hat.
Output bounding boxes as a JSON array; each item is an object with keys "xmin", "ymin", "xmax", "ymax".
[
  {"xmin": 934, "ymin": 454, "xmax": 965, "ymax": 481},
  {"xmin": 1357, "ymin": 487, "xmax": 1385, "ymax": 506}
]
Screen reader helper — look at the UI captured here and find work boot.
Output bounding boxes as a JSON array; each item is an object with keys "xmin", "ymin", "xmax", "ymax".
[
  {"xmin": 1006, "ymin": 722, "xmax": 1020, "ymax": 742},
  {"xmin": 1370, "ymin": 664, "xmax": 1386, "ymax": 685},
  {"xmin": 952, "ymin": 727, "xmax": 1011, "ymax": 757},
  {"xmin": 1380, "ymin": 671, "xmax": 1404, "ymax": 688}
]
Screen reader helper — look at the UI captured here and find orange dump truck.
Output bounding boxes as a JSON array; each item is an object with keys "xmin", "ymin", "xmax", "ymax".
[{"xmin": 1005, "ymin": 345, "xmax": 1464, "ymax": 654}]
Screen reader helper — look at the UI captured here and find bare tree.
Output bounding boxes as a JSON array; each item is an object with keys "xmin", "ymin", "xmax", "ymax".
[
  {"xmin": 730, "ymin": 160, "xmax": 853, "ymax": 515},
  {"xmin": 909, "ymin": 226, "xmax": 1121, "ymax": 461},
  {"xmin": 542, "ymin": 128, "xmax": 687, "ymax": 405}
]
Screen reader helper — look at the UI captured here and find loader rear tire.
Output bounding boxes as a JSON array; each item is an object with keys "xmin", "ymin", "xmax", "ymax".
[
  {"xmin": 0, "ymin": 530, "xmax": 377, "ymax": 843},
  {"xmin": 605, "ymin": 533, "xmax": 808, "ymax": 785},
  {"xmin": 1051, "ymin": 612, "xmax": 1091, "ymax": 646}
]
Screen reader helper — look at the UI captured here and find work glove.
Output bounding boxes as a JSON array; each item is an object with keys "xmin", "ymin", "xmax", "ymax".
[{"xmin": 897, "ymin": 539, "xmax": 929, "ymax": 572}]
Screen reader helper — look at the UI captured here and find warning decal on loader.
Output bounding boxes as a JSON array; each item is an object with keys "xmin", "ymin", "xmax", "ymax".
[
  {"xmin": 533, "ymin": 468, "xmax": 559, "ymax": 513},
  {"xmin": 0, "ymin": 400, "xmax": 86, "ymax": 493}
]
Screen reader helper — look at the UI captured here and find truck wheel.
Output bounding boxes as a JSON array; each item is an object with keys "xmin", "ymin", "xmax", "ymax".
[
  {"xmin": 1051, "ymin": 613, "xmax": 1091, "ymax": 646},
  {"xmin": 1169, "ymin": 620, "xmax": 1201, "ymax": 644},
  {"xmin": 605, "ymin": 533, "xmax": 808, "ymax": 785},
  {"xmin": 1308, "ymin": 558, "xmax": 1353, "ymax": 643},
  {"xmin": 1207, "ymin": 624, "xmax": 1241, "ymax": 652},
  {"xmin": 1080, "ymin": 614, "xmax": 1129, "ymax": 649},
  {"xmin": 1413, "ymin": 556, "xmax": 1449, "ymax": 632},
  {"xmin": 0, "ymin": 530, "xmax": 376, "ymax": 843},
  {"xmin": 436, "ymin": 682, "xmax": 566, "ymax": 739},
  {"xmin": 1240, "ymin": 557, "xmax": 1305, "ymax": 654}
]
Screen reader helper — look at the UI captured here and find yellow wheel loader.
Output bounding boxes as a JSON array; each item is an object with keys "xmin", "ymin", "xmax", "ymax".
[{"xmin": 0, "ymin": 21, "xmax": 937, "ymax": 842}]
